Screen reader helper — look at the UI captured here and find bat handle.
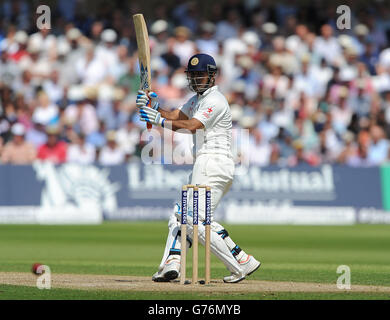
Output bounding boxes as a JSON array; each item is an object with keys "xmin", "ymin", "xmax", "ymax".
[{"xmin": 144, "ymin": 90, "xmax": 152, "ymax": 130}]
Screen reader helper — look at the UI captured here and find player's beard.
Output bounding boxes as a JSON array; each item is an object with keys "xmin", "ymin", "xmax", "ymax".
[{"xmin": 187, "ymin": 74, "xmax": 214, "ymax": 94}]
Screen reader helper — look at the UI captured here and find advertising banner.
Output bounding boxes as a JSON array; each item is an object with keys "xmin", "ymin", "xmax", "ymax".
[{"xmin": 0, "ymin": 162, "xmax": 388, "ymax": 224}]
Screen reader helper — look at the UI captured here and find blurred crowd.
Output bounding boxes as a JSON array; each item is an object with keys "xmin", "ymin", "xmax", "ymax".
[{"xmin": 1, "ymin": 0, "xmax": 390, "ymax": 167}]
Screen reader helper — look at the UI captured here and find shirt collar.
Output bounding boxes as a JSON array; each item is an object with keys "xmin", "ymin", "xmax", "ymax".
[{"xmin": 198, "ymin": 85, "xmax": 218, "ymax": 100}]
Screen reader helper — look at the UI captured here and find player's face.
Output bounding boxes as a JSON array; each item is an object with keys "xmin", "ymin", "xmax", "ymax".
[{"xmin": 186, "ymin": 71, "xmax": 213, "ymax": 94}]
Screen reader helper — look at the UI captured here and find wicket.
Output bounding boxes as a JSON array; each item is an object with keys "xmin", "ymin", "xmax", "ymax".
[{"xmin": 180, "ymin": 184, "xmax": 211, "ymax": 285}]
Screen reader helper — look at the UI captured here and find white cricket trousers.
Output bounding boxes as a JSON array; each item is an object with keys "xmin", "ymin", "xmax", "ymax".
[{"xmin": 159, "ymin": 153, "xmax": 243, "ymax": 275}]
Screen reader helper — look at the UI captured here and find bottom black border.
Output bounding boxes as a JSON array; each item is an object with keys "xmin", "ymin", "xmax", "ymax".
[{"xmin": 1, "ymin": 300, "xmax": 388, "ymax": 318}]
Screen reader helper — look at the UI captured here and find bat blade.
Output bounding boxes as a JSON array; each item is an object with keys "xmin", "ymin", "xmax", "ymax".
[{"xmin": 133, "ymin": 13, "xmax": 152, "ymax": 130}]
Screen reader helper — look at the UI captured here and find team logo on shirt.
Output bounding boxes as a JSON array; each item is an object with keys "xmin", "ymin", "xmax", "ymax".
[
  {"xmin": 202, "ymin": 106, "xmax": 214, "ymax": 119},
  {"xmin": 191, "ymin": 57, "xmax": 199, "ymax": 66}
]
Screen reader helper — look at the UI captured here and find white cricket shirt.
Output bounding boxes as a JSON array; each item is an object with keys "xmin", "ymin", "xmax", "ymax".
[{"xmin": 179, "ymin": 86, "xmax": 233, "ymax": 159}]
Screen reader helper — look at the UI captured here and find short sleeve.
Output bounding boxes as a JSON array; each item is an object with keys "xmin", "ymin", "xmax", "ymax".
[
  {"xmin": 192, "ymin": 102, "xmax": 223, "ymax": 129},
  {"xmin": 179, "ymin": 97, "xmax": 196, "ymax": 118}
]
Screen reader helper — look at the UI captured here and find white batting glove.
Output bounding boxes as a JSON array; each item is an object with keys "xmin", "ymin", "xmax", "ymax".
[
  {"xmin": 136, "ymin": 90, "xmax": 160, "ymax": 110},
  {"xmin": 139, "ymin": 106, "xmax": 166, "ymax": 127}
]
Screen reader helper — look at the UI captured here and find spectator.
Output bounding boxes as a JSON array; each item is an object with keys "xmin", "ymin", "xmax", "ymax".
[
  {"xmin": 87, "ymin": 120, "xmax": 107, "ymax": 149},
  {"xmin": 196, "ymin": 22, "xmax": 218, "ymax": 56},
  {"xmin": 293, "ymin": 54, "xmax": 320, "ymax": 98},
  {"xmin": 110, "ymin": 45, "xmax": 130, "ymax": 82},
  {"xmin": 0, "ymin": 50, "xmax": 19, "ymax": 87},
  {"xmin": 215, "ymin": 9, "xmax": 240, "ymax": 42},
  {"xmin": 235, "ymin": 55, "xmax": 261, "ymax": 101},
  {"xmin": 286, "ymin": 24, "xmax": 309, "ymax": 60},
  {"xmin": 1, "ymin": 123, "xmax": 36, "ymax": 164},
  {"xmin": 97, "ymin": 86, "xmax": 128, "ymax": 131},
  {"xmin": 1, "ymin": 1, "xmax": 390, "ymax": 168},
  {"xmin": 61, "ymin": 28, "xmax": 84, "ymax": 86},
  {"xmin": 98, "ymin": 130, "xmax": 125, "ymax": 165},
  {"xmin": 269, "ymin": 36, "xmax": 298, "ymax": 75},
  {"xmin": 330, "ymin": 87, "xmax": 353, "ymax": 135},
  {"xmin": 172, "ymin": 1, "xmax": 198, "ymax": 33},
  {"xmin": 42, "ymin": 70, "xmax": 64, "ymax": 104},
  {"xmin": 96, "ymin": 29, "xmax": 119, "ymax": 73},
  {"xmin": 25, "ymin": 119, "xmax": 47, "ymax": 148},
  {"xmin": 67, "ymin": 133, "xmax": 96, "ymax": 164},
  {"xmin": 346, "ymin": 140, "xmax": 375, "ymax": 167},
  {"xmin": 172, "ymin": 26, "xmax": 195, "ymax": 67},
  {"xmin": 337, "ymin": 131, "xmax": 357, "ymax": 164},
  {"xmin": 247, "ymin": 128, "xmax": 271, "ymax": 166},
  {"xmin": 75, "ymin": 43, "xmax": 107, "ymax": 85},
  {"xmin": 116, "ymin": 118, "xmax": 141, "ymax": 157},
  {"xmin": 64, "ymin": 86, "xmax": 98, "ymax": 135},
  {"xmin": 353, "ymin": 24, "xmax": 369, "ymax": 56},
  {"xmin": 37, "ymin": 127, "xmax": 67, "ymax": 164},
  {"xmin": 313, "ymin": 24, "xmax": 342, "ymax": 66},
  {"xmin": 287, "ymin": 140, "xmax": 320, "ymax": 166},
  {"xmin": 262, "ymin": 63, "xmax": 289, "ymax": 100},
  {"xmin": 360, "ymin": 40, "xmax": 379, "ymax": 76},
  {"xmin": 9, "ymin": 30, "xmax": 29, "ymax": 62},
  {"xmin": 161, "ymin": 38, "xmax": 182, "ymax": 75},
  {"xmin": 89, "ymin": 21, "xmax": 104, "ymax": 45},
  {"xmin": 150, "ymin": 20, "xmax": 169, "ymax": 58},
  {"xmin": 32, "ymin": 91, "xmax": 59, "ymax": 126},
  {"xmin": 20, "ymin": 38, "xmax": 52, "ymax": 82},
  {"xmin": 29, "ymin": 27, "xmax": 56, "ymax": 56},
  {"xmin": 11, "ymin": 70, "xmax": 35, "ymax": 104},
  {"xmin": 257, "ymin": 107, "xmax": 279, "ymax": 142},
  {"xmin": 368, "ymin": 125, "xmax": 389, "ymax": 165},
  {"xmin": 273, "ymin": 128, "xmax": 295, "ymax": 164}
]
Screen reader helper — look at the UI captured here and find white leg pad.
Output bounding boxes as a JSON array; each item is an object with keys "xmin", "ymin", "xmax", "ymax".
[
  {"xmin": 158, "ymin": 212, "xmax": 181, "ymax": 270},
  {"xmin": 181, "ymin": 213, "xmax": 243, "ymax": 275}
]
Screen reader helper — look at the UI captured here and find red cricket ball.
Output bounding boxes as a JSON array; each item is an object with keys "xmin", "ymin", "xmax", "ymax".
[{"xmin": 31, "ymin": 263, "xmax": 43, "ymax": 275}]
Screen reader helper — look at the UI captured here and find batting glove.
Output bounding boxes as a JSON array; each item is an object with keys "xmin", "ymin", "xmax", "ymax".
[
  {"xmin": 136, "ymin": 90, "xmax": 160, "ymax": 110},
  {"xmin": 139, "ymin": 106, "xmax": 166, "ymax": 127}
]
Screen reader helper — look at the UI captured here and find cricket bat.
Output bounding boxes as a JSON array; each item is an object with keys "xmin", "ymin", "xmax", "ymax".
[{"xmin": 133, "ymin": 13, "xmax": 152, "ymax": 130}]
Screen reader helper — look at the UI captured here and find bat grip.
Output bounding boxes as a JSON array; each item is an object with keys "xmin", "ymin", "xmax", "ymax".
[{"xmin": 144, "ymin": 89, "xmax": 152, "ymax": 130}]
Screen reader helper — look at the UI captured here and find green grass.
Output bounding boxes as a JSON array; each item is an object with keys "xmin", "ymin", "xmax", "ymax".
[
  {"xmin": 1, "ymin": 223, "xmax": 390, "ymax": 299},
  {"xmin": 0, "ymin": 284, "xmax": 389, "ymax": 300}
]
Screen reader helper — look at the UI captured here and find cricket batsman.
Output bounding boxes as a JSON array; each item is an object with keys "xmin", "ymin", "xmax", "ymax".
[{"xmin": 136, "ymin": 53, "xmax": 261, "ymax": 283}]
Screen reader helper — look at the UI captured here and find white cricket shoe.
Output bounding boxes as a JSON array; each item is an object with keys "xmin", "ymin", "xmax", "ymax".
[
  {"xmin": 239, "ymin": 255, "xmax": 261, "ymax": 276},
  {"xmin": 152, "ymin": 256, "xmax": 181, "ymax": 282},
  {"xmin": 162, "ymin": 256, "xmax": 181, "ymax": 281},
  {"xmin": 223, "ymin": 255, "xmax": 261, "ymax": 283},
  {"xmin": 152, "ymin": 269, "xmax": 168, "ymax": 282},
  {"xmin": 223, "ymin": 271, "xmax": 246, "ymax": 283}
]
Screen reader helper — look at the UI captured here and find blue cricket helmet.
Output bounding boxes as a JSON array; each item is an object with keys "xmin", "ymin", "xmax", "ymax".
[{"xmin": 186, "ymin": 53, "xmax": 218, "ymax": 74}]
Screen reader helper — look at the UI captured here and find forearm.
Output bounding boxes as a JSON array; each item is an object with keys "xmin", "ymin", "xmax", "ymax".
[
  {"xmin": 163, "ymin": 119, "xmax": 201, "ymax": 133},
  {"xmin": 157, "ymin": 107, "xmax": 181, "ymax": 121},
  {"xmin": 158, "ymin": 108, "xmax": 176, "ymax": 120},
  {"xmin": 138, "ymin": 94, "xmax": 198, "ymax": 129}
]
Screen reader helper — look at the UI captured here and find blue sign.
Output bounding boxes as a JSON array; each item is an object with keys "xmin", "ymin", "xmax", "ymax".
[{"xmin": 0, "ymin": 163, "xmax": 384, "ymax": 224}]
